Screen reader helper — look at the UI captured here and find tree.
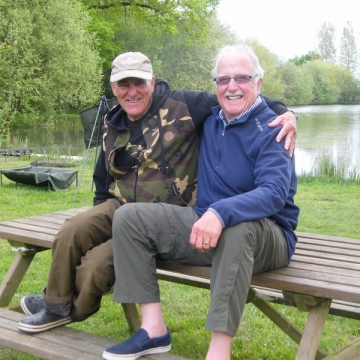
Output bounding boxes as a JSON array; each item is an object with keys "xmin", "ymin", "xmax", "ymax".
[
  {"xmin": 82, "ymin": 0, "xmax": 219, "ymax": 41},
  {"xmin": 152, "ymin": 16, "xmax": 237, "ymax": 92},
  {"xmin": 93, "ymin": 13, "xmax": 235, "ymax": 95},
  {"xmin": 278, "ymin": 63, "xmax": 314, "ymax": 105},
  {"xmin": 83, "ymin": 0, "xmax": 219, "ymax": 96},
  {"xmin": 303, "ymin": 60, "xmax": 339, "ymax": 104},
  {"xmin": 317, "ymin": 22, "xmax": 337, "ymax": 63},
  {"xmin": 245, "ymin": 39, "xmax": 285, "ymax": 100},
  {"xmin": 339, "ymin": 21, "xmax": 358, "ymax": 74},
  {"xmin": 325, "ymin": 63, "xmax": 360, "ymax": 104},
  {"xmin": 0, "ymin": 0, "xmax": 103, "ymax": 144},
  {"xmin": 289, "ymin": 51, "xmax": 321, "ymax": 66}
]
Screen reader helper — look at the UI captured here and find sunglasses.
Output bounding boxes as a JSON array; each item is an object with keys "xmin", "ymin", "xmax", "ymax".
[{"xmin": 213, "ymin": 74, "xmax": 257, "ymax": 86}]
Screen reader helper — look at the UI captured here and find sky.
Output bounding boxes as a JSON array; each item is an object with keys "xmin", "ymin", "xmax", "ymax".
[{"xmin": 216, "ymin": 0, "xmax": 360, "ymax": 61}]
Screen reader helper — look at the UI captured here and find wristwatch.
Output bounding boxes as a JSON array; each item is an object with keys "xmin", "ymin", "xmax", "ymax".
[{"xmin": 289, "ymin": 110, "xmax": 299, "ymax": 121}]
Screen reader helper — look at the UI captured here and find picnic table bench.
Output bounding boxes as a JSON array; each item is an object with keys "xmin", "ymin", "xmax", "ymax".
[{"xmin": 0, "ymin": 207, "xmax": 360, "ymax": 360}]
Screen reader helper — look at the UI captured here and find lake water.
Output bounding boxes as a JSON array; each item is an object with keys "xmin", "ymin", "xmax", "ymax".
[
  {"xmin": 6, "ymin": 104, "xmax": 360, "ymax": 176},
  {"xmin": 294, "ymin": 104, "xmax": 360, "ymax": 176}
]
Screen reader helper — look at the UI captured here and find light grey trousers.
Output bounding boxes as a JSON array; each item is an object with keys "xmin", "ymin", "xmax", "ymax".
[{"xmin": 112, "ymin": 202, "xmax": 289, "ymax": 337}]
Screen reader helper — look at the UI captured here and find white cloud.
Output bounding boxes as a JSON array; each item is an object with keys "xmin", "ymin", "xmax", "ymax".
[{"xmin": 216, "ymin": 0, "xmax": 360, "ymax": 60}]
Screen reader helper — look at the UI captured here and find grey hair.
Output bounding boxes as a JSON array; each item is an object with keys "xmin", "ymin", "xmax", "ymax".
[{"xmin": 211, "ymin": 44, "xmax": 265, "ymax": 80}]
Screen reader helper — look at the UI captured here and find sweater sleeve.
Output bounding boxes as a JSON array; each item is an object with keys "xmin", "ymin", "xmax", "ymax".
[
  {"xmin": 169, "ymin": 90, "xmax": 218, "ymax": 129},
  {"xmin": 261, "ymin": 95, "xmax": 288, "ymax": 115},
  {"xmin": 93, "ymin": 148, "xmax": 115, "ymax": 205}
]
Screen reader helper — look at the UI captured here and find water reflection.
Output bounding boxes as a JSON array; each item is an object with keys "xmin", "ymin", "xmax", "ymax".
[
  {"xmin": 6, "ymin": 105, "xmax": 360, "ymax": 176},
  {"xmin": 294, "ymin": 105, "xmax": 360, "ymax": 176},
  {"xmin": 9, "ymin": 118, "xmax": 85, "ymax": 155}
]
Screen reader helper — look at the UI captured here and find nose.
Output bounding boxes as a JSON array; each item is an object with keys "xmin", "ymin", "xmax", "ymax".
[
  {"xmin": 127, "ymin": 82, "xmax": 138, "ymax": 95},
  {"xmin": 227, "ymin": 77, "xmax": 239, "ymax": 90}
]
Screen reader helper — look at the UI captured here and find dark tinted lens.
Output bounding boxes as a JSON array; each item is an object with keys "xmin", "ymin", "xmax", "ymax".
[
  {"xmin": 215, "ymin": 76, "xmax": 230, "ymax": 85},
  {"xmin": 215, "ymin": 75, "xmax": 254, "ymax": 85},
  {"xmin": 234, "ymin": 75, "xmax": 251, "ymax": 84}
]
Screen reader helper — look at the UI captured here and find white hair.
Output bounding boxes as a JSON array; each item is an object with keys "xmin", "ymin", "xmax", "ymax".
[{"xmin": 211, "ymin": 44, "xmax": 265, "ymax": 80}]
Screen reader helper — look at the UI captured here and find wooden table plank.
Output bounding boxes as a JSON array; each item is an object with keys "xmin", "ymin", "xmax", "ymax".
[
  {"xmin": 0, "ymin": 222, "xmax": 59, "ymax": 236},
  {"xmin": 297, "ymin": 239, "xmax": 360, "ymax": 252},
  {"xmin": 0, "ymin": 225, "xmax": 54, "ymax": 247},
  {"xmin": 291, "ymin": 254, "xmax": 360, "ymax": 271},
  {"xmin": 294, "ymin": 249, "xmax": 360, "ymax": 264},
  {"xmin": 296, "ymin": 243, "xmax": 360, "ymax": 257},
  {"xmin": 252, "ymin": 272, "xmax": 360, "ymax": 303},
  {"xmin": 287, "ymin": 261, "xmax": 360, "ymax": 278},
  {"xmin": 297, "ymin": 232, "xmax": 360, "ymax": 244},
  {"xmin": 266, "ymin": 267, "xmax": 360, "ymax": 287},
  {"xmin": 9, "ymin": 219, "xmax": 63, "ymax": 230}
]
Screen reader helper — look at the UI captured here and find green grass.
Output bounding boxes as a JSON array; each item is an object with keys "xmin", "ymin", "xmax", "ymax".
[{"xmin": 1, "ymin": 156, "xmax": 360, "ymax": 359}]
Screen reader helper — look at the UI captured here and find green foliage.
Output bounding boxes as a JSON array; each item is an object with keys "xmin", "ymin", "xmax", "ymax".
[
  {"xmin": 278, "ymin": 62, "xmax": 314, "ymax": 105},
  {"xmin": 82, "ymin": 0, "xmax": 219, "ymax": 41},
  {"xmin": 313, "ymin": 154, "xmax": 360, "ymax": 181},
  {"xmin": 93, "ymin": 14, "xmax": 235, "ymax": 94},
  {"xmin": 80, "ymin": 0, "xmax": 220, "ymax": 95},
  {"xmin": 0, "ymin": 0, "xmax": 103, "ymax": 135},
  {"xmin": 2, "ymin": 0, "xmax": 360, "ymax": 126},
  {"xmin": 153, "ymin": 17, "xmax": 237, "ymax": 92},
  {"xmin": 245, "ymin": 39, "xmax": 285, "ymax": 100},
  {"xmin": 284, "ymin": 50, "xmax": 360, "ymax": 105},
  {"xmin": 289, "ymin": 51, "xmax": 321, "ymax": 66},
  {"xmin": 302, "ymin": 60, "xmax": 339, "ymax": 104}
]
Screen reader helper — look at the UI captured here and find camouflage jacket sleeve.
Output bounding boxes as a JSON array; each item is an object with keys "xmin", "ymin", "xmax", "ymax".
[{"xmin": 93, "ymin": 146, "xmax": 115, "ymax": 205}]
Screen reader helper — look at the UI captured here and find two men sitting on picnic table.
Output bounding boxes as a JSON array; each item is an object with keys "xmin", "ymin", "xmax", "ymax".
[
  {"xmin": 103, "ymin": 45, "xmax": 299, "ymax": 360},
  {"xmin": 18, "ymin": 48, "xmax": 297, "ymax": 359}
]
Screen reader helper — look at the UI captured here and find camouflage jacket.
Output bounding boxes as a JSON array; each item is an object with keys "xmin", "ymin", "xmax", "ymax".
[{"xmin": 93, "ymin": 79, "xmax": 218, "ymax": 206}]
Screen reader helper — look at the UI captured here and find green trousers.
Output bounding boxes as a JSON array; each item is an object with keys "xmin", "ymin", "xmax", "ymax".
[
  {"xmin": 112, "ymin": 202, "xmax": 289, "ymax": 337},
  {"xmin": 43, "ymin": 198, "xmax": 121, "ymax": 320}
]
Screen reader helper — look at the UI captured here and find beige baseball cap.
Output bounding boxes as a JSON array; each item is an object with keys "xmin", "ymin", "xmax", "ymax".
[{"xmin": 110, "ymin": 52, "xmax": 153, "ymax": 82}]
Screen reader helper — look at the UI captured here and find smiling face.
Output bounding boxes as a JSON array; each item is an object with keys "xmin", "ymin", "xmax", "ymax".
[
  {"xmin": 111, "ymin": 77, "xmax": 155, "ymax": 121},
  {"xmin": 216, "ymin": 52, "xmax": 262, "ymax": 122}
]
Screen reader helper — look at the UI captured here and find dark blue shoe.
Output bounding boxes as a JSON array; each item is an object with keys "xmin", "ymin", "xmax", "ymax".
[
  {"xmin": 20, "ymin": 294, "xmax": 45, "ymax": 316},
  {"xmin": 18, "ymin": 308, "xmax": 72, "ymax": 333},
  {"xmin": 102, "ymin": 328, "xmax": 171, "ymax": 360}
]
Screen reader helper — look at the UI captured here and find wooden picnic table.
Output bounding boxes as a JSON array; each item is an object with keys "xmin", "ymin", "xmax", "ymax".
[{"xmin": 0, "ymin": 207, "xmax": 360, "ymax": 359}]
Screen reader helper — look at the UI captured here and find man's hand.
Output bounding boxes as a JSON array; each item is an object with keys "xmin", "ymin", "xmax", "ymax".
[
  {"xmin": 190, "ymin": 211, "xmax": 222, "ymax": 252},
  {"xmin": 268, "ymin": 111, "xmax": 297, "ymax": 157}
]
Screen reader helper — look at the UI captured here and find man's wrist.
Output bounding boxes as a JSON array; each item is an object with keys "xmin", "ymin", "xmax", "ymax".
[{"xmin": 288, "ymin": 110, "xmax": 298, "ymax": 121}]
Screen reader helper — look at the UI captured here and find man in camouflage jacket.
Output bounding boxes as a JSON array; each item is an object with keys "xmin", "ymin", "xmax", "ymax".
[{"xmin": 18, "ymin": 52, "xmax": 297, "ymax": 333}]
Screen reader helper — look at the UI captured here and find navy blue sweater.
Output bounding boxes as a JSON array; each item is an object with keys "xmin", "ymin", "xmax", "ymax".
[{"xmin": 194, "ymin": 100, "xmax": 299, "ymax": 259}]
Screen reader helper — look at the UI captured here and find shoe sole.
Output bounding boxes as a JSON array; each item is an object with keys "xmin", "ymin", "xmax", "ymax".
[
  {"xmin": 102, "ymin": 344, "xmax": 171, "ymax": 360},
  {"xmin": 18, "ymin": 317, "xmax": 72, "ymax": 333},
  {"xmin": 20, "ymin": 296, "xmax": 36, "ymax": 316}
]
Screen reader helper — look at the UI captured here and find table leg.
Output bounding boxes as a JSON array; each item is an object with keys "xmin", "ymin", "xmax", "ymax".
[
  {"xmin": 0, "ymin": 252, "xmax": 35, "ymax": 307},
  {"xmin": 296, "ymin": 298, "xmax": 332, "ymax": 360}
]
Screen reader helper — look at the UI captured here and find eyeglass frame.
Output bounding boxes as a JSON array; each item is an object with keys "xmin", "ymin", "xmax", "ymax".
[{"xmin": 213, "ymin": 74, "xmax": 258, "ymax": 86}]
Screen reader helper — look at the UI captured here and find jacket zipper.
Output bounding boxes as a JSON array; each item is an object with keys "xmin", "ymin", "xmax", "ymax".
[{"xmin": 133, "ymin": 165, "xmax": 139, "ymax": 202}]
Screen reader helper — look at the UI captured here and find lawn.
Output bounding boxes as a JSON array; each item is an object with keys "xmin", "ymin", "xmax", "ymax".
[{"xmin": 0, "ymin": 155, "xmax": 360, "ymax": 359}]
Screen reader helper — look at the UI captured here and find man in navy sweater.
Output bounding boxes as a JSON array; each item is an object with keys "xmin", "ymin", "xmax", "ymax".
[{"xmin": 103, "ymin": 45, "xmax": 300, "ymax": 360}]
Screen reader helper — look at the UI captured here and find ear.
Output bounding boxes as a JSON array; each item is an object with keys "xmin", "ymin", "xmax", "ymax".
[
  {"xmin": 150, "ymin": 76, "xmax": 156, "ymax": 93},
  {"xmin": 256, "ymin": 78, "xmax": 263, "ymax": 93},
  {"xmin": 110, "ymin": 82, "xmax": 117, "ymax": 96}
]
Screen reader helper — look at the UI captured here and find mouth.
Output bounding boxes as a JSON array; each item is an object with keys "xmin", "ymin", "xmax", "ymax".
[
  {"xmin": 226, "ymin": 95, "xmax": 243, "ymax": 101},
  {"xmin": 127, "ymin": 99, "xmax": 141, "ymax": 104}
]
